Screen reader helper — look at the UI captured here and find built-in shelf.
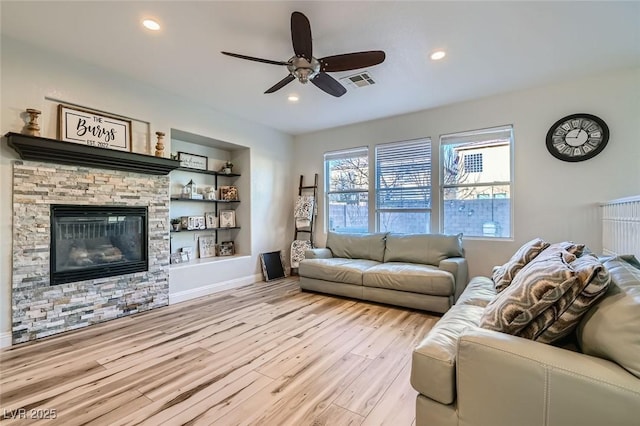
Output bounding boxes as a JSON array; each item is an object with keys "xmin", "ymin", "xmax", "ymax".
[
  {"xmin": 171, "ymin": 227, "xmax": 241, "ymax": 233},
  {"xmin": 169, "ymin": 253, "xmax": 250, "ymax": 269},
  {"xmin": 5, "ymin": 132, "xmax": 181, "ymax": 175},
  {"xmin": 170, "ymin": 197, "xmax": 240, "ymax": 204},
  {"xmin": 175, "ymin": 167, "xmax": 240, "ymax": 177}
]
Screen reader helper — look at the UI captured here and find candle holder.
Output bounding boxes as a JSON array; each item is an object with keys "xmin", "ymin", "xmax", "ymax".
[
  {"xmin": 23, "ymin": 108, "xmax": 42, "ymax": 136},
  {"xmin": 155, "ymin": 131, "xmax": 165, "ymax": 157}
]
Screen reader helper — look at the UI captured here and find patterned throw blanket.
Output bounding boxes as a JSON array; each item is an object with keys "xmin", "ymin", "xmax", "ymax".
[{"xmin": 294, "ymin": 195, "xmax": 315, "ymax": 229}]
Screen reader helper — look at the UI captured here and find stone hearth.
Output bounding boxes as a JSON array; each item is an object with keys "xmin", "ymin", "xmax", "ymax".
[{"xmin": 11, "ymin": 160, "xmax": 170, "ymax": 344}]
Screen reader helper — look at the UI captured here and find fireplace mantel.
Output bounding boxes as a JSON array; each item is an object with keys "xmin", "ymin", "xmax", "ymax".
[{"xmin": 5, "ymin": 132, "xmax": 180, "ymax": 175}]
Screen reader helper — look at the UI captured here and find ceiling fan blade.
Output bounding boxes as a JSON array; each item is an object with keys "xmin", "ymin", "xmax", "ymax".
[
  {"xmin": 311, "ymin": 72, "xmax": 347, "ymax": 97},
  {"xmin": 291, "ymin": 11, "xmax": 313, "ymax": 60},
  {"xmin": 265, "ymin": 75, "xmax": 296, "ymax": 94},
  {"xmin": 319, "ymin": 51, "xmax": 386, "ymax": 72},
  {"xmin": 221, "ymin": 51, "xmax": 289, "ymax": 66}
]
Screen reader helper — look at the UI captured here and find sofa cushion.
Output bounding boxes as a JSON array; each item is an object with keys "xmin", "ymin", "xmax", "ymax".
[
  {"xmin": 362, "ymin": 262, "xmax": 454, "ymax": 296},
  {"xmin": 384, "ymin": 233, "xmax": 463, "ymax": 266},
  {"xmin": 411, "ymin": 301, "xmax": 487, "ymax": 404},
  {"xmin": 480, "ymin": 251, "xmax": 578, "ymax": 336},
  {"xmin": 577, "ymin": 255, "xmax": 640, "ymax": 379},
  {"xmin": 326, "ymin": 232, "xmax": 388, "ymax": 262},
  {"xmin": 492, "ymin": 237, "xmax": 550, "ymax": 293},
  {"xmin": 298, "ymin": 258, "xmax": 380, "ymax": 285},
  {"xmin": 456, "ymin": 276, "xmax": 497, "ymax": 308},
  {"xmin": 535, "ymin": 254, "xmax": 610, "ymax": 343}
]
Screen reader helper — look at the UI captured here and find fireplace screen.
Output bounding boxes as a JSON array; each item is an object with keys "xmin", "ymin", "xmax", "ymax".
[{"xmin": 50, "ymin": 205, "xmax": 148, "ymax": 285}]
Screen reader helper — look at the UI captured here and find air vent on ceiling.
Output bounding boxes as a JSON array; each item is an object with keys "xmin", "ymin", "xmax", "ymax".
[{"xmin": 340, "ymin": 72, "xmax": 376, "ymax": 88}]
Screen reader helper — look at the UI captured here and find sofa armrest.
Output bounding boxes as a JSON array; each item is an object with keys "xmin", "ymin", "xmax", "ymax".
[
  {"xmin": 457, "ymin": 328, "xmax": 640, "ymax": 426},
  {"xmin": 304, "ymin": 248, "xmax": 333, "ymax": 259},
  {"xmin": 438, "ymin": 257, "xmax": 468, "ymax": 302}
]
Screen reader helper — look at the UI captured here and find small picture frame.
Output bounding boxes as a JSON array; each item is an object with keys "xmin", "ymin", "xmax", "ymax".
[
  {"xmin": 218, "ymin": 241, "xmax": 234, "ymax": 256},
  {"xmin": 204, "ymin": 186, "xmax": 217, "ymax": 200},
  {"xmin": 205, "ymin": 212, "xmax": 218, "ymax": 229},
  {"xmin": 219, "ymin": 186, "xmax": 239, "ymax": 201},
  {"xmin": 181, "ymin": 246, "xmax": 194, "ymax": 261},
  {"xmin": 198, "ymin": 236, "xmax": 216, "ymax": 258},
  {"xmin": 219, "ymin": 210, "xmax": 236, "ymax": 228},
  {"xmin": 170, "ymin": 252, "xmax": 183, "ymax": 264},
  {"xmin": 178, "ymin": 152, "xmax": 208, "ymax": 171}
]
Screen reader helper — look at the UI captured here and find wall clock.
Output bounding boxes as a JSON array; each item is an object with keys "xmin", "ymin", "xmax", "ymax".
[{"xmin": 545, "ymin": 113, "xmax": 609, "ymax": 162}]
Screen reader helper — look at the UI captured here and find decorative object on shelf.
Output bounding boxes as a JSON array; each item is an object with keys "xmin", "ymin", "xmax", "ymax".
[
  {"xmin": 260, "ymin": 251, "xmax": 287, "ymax": 281},
  {"xmin": 170, "ymin": 218, "xmax": 181, "ymax": 231},
  {"xmin": 199, "ymin": 236, "xmax": 216, "ymax": 258},
  {"xmin": 546, "ymin": 113, "xmax": 609, "ymax": 162},
  {"xmin": 219, "ymin": 185, "xmax": 239, "ymax": 201},
  {"xmin": 23, "ymin": 108, "xmax": 42, "ymax": 136},
  {"xmin": 218, "ymin": 241, "xmax": 235, "ymax": 256},
  {"xmin": 204, "ymin": 186, "xmax": 217, "ymax": 200},
  {"xmin": 181, "ymin": 215, "xmax": 206, "ymax": 230},
  {"xmin": 155, "ymin": 131, "xmax": 165, "ymax": 157},
  {"xmin": 58, "ymin": 104, "xmax": 132, "ymax": 151},
  {"xmin": 182, "ymin": 179, "xmax": 197, "ymax": 198},
  {"xmin": 205, "ymin": 212, "xmax": 218, "ymax": 229},
  {"xmin": 170, "ymin": 252, "xmax": 183, "ymax": 264},
  {"xmin": 178, "ymin": 151, "xmax": 208, "ymax": 170},
  {"xmin": 219, "ymin": 210, "xmax": 236, "ymax": 228},
  {"xmin": 181, "ymin": 246, "xmax": 194, "ymax": 261},
  {"xmin": 221, "ymin": 160, "xmax": 234, "ymax": 174}
]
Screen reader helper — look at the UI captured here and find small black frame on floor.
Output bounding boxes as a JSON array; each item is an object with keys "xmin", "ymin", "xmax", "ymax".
[{"xmin": 260, "ymin": 251, "xmax": 287, "ymax": 281}]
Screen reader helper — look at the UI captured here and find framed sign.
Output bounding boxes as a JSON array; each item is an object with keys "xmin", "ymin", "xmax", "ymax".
[
  {"xmin": 58, "ymin": 104, "xmax": 132, "ymax": 151},
  {"xmin": 219, "ymin": 210, "xmax": 236, "ymax": 228},
  {"xmin": 198, "ymin": 236, "xmax": 216, "ymax": 258},
  {"xmin": 178, "ymin": 152, "xmax": 208, "ymax": 170}
]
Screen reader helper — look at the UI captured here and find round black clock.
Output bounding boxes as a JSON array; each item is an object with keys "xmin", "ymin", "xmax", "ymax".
[{"xmin": 545, "ymin": 113, "xmax": 609, "ymax": 162}]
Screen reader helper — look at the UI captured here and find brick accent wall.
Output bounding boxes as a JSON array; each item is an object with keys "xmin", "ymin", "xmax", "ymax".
[{"xmin": 11, "ymin": 160, "xmax": 170, "ymax": 344}]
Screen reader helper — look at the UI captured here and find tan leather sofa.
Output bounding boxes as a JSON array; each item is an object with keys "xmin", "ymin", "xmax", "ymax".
[
  {"xmin": 410, "ymin": 255, "xmax": 640, "ymax": 426},
  {"xmin": 299, "ymin": 232, "xmax": 468, "ymax": 313}
]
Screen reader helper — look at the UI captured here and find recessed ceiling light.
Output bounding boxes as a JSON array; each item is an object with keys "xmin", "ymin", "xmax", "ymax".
[
  {"xmin": 430, "ymin": 50, "xmax": 446, "ymax": 61},
  {"xmin": 288, "ymin": 95, "xmax": 299, "ymax": 102},
  {"xmin": 143, "ymin": 19, "xmax": 161, "ymax": 31}
]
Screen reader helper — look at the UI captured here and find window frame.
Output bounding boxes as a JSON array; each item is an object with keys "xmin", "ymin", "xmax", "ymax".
[
  {"xmin": 324, "ymin": 147, "xmax": 370, "ymax": 233},
  {"xmin": 439, "ymin": 125, "xmax": 514, "ymax": 240},
  {"xmin": 374, "ymin": 138, "xmax": 432, "ymax": 234}
]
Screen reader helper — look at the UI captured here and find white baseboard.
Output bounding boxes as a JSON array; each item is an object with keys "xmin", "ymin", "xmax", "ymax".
[
  {"xmin": 0, "ymin": 331, "xmax": 12, "ymax": 349},
  {"xmin": 169, "ymin": 273, "xmax": 263, "ymax": 305}
]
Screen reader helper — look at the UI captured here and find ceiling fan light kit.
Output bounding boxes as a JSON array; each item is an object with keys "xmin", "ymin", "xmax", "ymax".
[{"xmin": 221, "ymin": 11, "xmax": 386, "ymax": 97}]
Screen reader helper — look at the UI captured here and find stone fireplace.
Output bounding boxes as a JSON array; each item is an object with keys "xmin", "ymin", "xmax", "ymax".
[{"xmin": 11, "ymin": 158, "xmax": 171, "ymax": 344}]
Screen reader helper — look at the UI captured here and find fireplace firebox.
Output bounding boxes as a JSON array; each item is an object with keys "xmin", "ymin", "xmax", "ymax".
[{"xmin": 50, "ymin": 205, "xmax": 148, "ymax": 285}]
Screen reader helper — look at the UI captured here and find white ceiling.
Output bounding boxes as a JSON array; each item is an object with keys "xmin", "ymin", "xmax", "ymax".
[{"xmin": 2, "ymin": 1, "xmax": 639, "ymax": 136}]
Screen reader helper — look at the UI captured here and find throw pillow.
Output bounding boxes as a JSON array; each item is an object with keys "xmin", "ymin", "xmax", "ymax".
[
  {"xmin": 481, "ymin": 251, "xmax": 577, "ymax": 336},
  {"xmin": 539, "ymin": 241, "xmax": 586, "ymax": 259},
  {"xmin": 534, "ymin": 254, "xmax": 610, "ymax": 343},
  {"xmin": 492, "ymin": 237, "xmax": 551, "ymax": 293}
]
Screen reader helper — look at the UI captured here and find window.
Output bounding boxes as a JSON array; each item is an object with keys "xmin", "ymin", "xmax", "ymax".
[
  {"xmin": 464, "ymin": 153, "xmax": 483, "ymax": 173},
  {"xmin": 441, "ymin": 126, "xmax": 513, "ymax": 238},
  {"xmin": 325, "ymin": 147, "xmax": 369, "ymax": 233},
  {"xmin": 376, "ymin": 139, "xmax": 431, "ymax": 233}
]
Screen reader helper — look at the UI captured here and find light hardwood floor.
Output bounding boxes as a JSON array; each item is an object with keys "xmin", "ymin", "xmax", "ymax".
[{"xmin": 0, "ymin": 278, "xmax": 438, "ymax": 425}]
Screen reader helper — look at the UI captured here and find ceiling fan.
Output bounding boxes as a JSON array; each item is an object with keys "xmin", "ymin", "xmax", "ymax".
[{"xmin": 221, "ymin": 11, "xmax": 386, "ymax": 97}]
